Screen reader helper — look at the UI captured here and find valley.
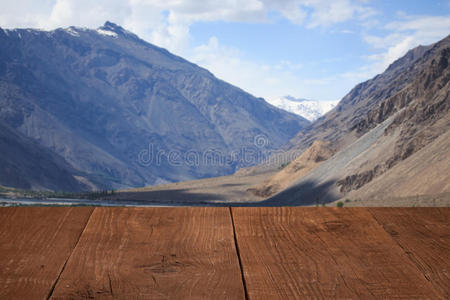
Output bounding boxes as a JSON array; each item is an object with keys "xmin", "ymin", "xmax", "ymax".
[
  {"xmin": 0, "ymin": 23, "xmax": 448, "ymax": 207},
  {"xmin": 98, "ymin": 33, "xmax": 450, "ymax": 207},
  {"xmin": 1, "ymin": 3, "xmax": 449, "ymax": 299}
]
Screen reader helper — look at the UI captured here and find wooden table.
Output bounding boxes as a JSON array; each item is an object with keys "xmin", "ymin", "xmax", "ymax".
[{"xmin": 0, "ymin": 207, "xmax": 448, "ymax": 299}]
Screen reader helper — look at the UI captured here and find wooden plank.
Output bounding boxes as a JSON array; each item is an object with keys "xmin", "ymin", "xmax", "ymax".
[
  {"xmin": 0, "ymin": 207, "xmax": 94, "ymax": 299},
  {"xmin": 50, "ymin": 207, "xmax": 245, "ymax": 299},
  {"xmin": 369, "ymin": 208, "xmax": 450, "ymax": 298},
  {"xmin": 232, "ymin": 207, "xmax": 442, "ymax": 299}
]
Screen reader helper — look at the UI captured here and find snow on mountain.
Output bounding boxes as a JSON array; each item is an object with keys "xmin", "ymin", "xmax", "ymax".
[
  {"xmin": 267, "ymin": 96, "xmax": 339, "ymax": 122},
  {"xmin": 96, "ymin": 28, "xmax": 118, "ymax": 37}
]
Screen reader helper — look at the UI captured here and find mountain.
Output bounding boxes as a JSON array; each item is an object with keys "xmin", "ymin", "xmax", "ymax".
[
  {"xmin": 0, "ymin": 21, "xmax": 309, "ymax": 191},
  {"xmin": 249, "ymin": 140, "xmax": 334, "ymax": 198},
  {"xmin": 267, "ymin": 96, "xmax": 338, "ymax": 121},
  {"xmin": 265, "ymin": 34, "xmax": 450, "ymax": 205},
  {"xmin": 74, "ymin": 34, "xmax": 449, "ymax": 206},
  {"xmin": 285, "ymin": 42, "xmax": 435, "ymax": 153},
  {"xmin": 0, "ymin": 121, "xmax": 90, "ymax": 191}
]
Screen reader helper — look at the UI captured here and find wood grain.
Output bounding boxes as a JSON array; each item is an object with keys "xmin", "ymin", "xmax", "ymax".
[
  {"xmin": 0, "ymin": 207, "xmax": 94, "ymax": 299},
  {"xmin": 50, "ymin": 207, "xmax": 245, "ymax": 299},
  {"xmin": 370, "ymin": 208, "xmax": 450, "ymax": 298},
  {"xmin": 232, "ymin": 207, "xmax": 442, "ymax": 299}
]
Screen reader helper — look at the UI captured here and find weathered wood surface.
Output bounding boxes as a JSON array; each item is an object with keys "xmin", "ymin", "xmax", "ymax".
[
  {"xmin": 50, "ymin": 207, "xmax": 245, "ymax": 299},
  {"xmin": 1, "ymin": 207, "xmax": 449, "ymax": 299},
  {"xmin": 0, "ymin": 207, "xmax": 94, "ymax": 300},
  {"xmin": 370, "ymin": 208, "xmax": 450, "ymax": 298},
  {"xmin": 232, "ymin": 207, "xmax": 444, "ymax": 299}
]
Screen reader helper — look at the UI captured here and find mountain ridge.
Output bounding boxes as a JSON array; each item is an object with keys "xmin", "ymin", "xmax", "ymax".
[
  {"xmin": 266, "ymin": 34, "xmax": 450, "ymax": 204},
  {"xmin": 0, "ymin": 21, "xmax": 308, "ymax": 191}
]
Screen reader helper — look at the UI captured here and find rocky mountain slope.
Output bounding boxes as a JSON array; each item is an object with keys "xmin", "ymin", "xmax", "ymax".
[
  {"xmin": 267, "ymin": 34, "xmax": 450, "ymax": 205},
  {"xmin": 285, "ymin": 42, "xmax": 436, "ymax": 153},
  {"xmin": 248, "ymin": 140, "xmax": 334, "ymax": 197},
  {"xmin": 0, "ymin": 121, "xmax": 89, "ymax": 191},
  {"xmin": 267, "ymin": 96, "xmax": 338, "ymax": 121},
  {"xmin": 0, "ymin": 22, "xmax": 308, "ymax": 191}
]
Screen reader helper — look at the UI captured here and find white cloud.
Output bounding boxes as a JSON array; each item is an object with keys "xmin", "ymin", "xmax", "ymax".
[
  {"xmin": 306, "ymin": 0, "xmax": 361, "ymax": 28},
  {"xmin": 385, "ymin": 15, "xmax": 450, "ymax": 33},
  {"xmin": 189, "ymin": 35, "xmax": 346, "ymax": 100},
  {"xmin": 0, "ymin": 0, "xmax": 375, "ymax": 45},
  {"xmin": 121, "ymin": 0, "xmax": 376, "ymax": 53},
  {"xmin": 2, "ymin": 0, "xmax": 446, "ymax": 103},
  {"xmin": 46, "ymin": 0, "xmax": 131, "ymax": 29},
  {"xmin": 348, "ymin": 14, "xmax": 450, "ymax": 82},
  {"xmin": 0, "ymin": 0, "xmax": 378, "ymax": 61},
  {"xmin": 0, "ymin": 0, "xmax": 377, "ymax": 101},
  {"xmin": 0, "ymin": 0, "xmax": 53, "ymax": 28},
  {"xmin": 190, "ymin": 36, "xmax": 300, "ymax": 98}
]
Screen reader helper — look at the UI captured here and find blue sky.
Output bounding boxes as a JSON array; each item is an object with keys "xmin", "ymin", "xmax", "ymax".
[{"xmin": 1, "ymin": 0, "xmax": 450, "ymax": 101}]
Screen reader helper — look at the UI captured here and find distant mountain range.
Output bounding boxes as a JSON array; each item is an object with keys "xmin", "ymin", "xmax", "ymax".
[
  {"xmin": 0, "ymin": 21, "xmax": 308, "ymax": 191},
  {"xmin": 267, "ymin": 96, "xmax": 338, "ymax": 121}
]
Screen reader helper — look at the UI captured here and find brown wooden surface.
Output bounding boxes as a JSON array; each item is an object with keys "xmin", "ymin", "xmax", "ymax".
[
  {"xmin": 50, "ymin": 207, "xmax": 245, "ymax": 299},
  {"xmin": 232, "ymin": 207, "xmax": 444, "ymax": 299},
  {"xmin": 1, "ymin": 207, "xmax": 449, "ymax": 299},
  {"xmin": 0, "ymin": 207, "xmax": 94, "ymax": 300},
  {"xmin": 369, "ymin": 208, "xmax": 450, "ymax": 298}
]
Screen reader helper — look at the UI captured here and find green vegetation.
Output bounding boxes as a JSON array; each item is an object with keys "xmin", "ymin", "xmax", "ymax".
[
  {"xmin": 345, "ymin": 199, "xmax": 351, "ymax": 203},
  {"xmin": 279, "ymin": 161, "xmax": 291, "ymax": 170},
  {"xmin": 0, "ymin": 187, "xmax": 116, "ymax": 200},
  {"xmin": 336, "ymin": 201, "xmax": 344, "ymax": 208},
  {"xmin": 0, "ymin": 185, "xmax": 20, "ymax": 198},
  {"xmin": 0, "ymin": 186, "xmax": 10, "ymax": 192}
]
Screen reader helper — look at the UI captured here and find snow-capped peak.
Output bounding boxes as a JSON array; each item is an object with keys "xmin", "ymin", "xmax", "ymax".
[
  {"xmin": 95, "ymin": 21, "xmax": 139, "ymax": 40},
  {"xmin": 96, "ymin": 28, "xmax": 118, "ymax": 37},
  {"xmin": 65, "ymin": 27, "xmax": 80, "ymax": 37},
  {"xmin": 268, "ymin": 96, "xmax": 339, "ymax": 122}
]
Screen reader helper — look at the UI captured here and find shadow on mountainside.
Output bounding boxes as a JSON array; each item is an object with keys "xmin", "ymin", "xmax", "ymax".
[
  {"xmin": 263, "ymin": 179, "xmax": 339, "ymax": 206},
  {"xmin": 112, "ymin": 179, "xmax": 339, "ymax": 206}
]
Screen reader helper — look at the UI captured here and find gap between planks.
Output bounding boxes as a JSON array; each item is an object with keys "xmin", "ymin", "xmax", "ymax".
[
  {"xmin": 229, "ymin": 207, "xmax": 250, "ymax": 300},
  {"xmin": 46, "ymin": 207, "xmax": 96, "ymax": 300},
  {"xmin": 48, "ymin": 207, "xmax": 248, "ymax": 300},
  {"xmin": 229, "ymin": 207, "xmax": 447, "ymax": 299}
]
